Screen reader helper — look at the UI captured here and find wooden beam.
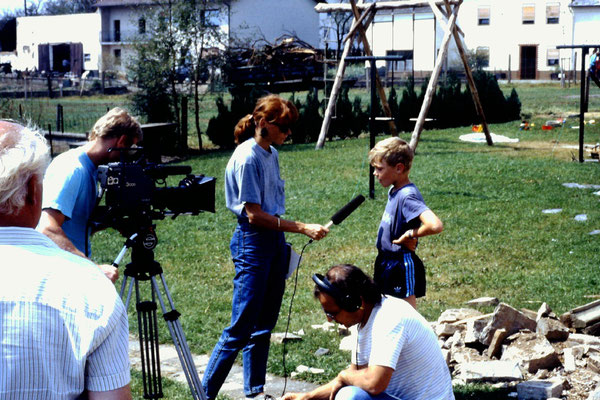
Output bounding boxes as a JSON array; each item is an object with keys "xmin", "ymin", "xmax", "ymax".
[
  {"xmin": 349, "ymin": 0, "xmax": 398, "ymax": 137},
  {"xmin": 426, "ymin": 0, "xmax": 464, "ymax": 38},
  {"xmin": 409, "ymin": 1, "xmax": 460, "ymax": 150},
  {"xmin": 315, "ymin": 0, "xmax": 460, "ymax": 13},
  {"xmin": 316, "ymin": 1, "xmax": 366, "ymax": 149},
  {"xmin": 442, "ymin": 0, "xmax": 493, "ymax": 146},
  {"xmin": 343, "ymin": 2, "xmax": 376, "ymax": 43}
]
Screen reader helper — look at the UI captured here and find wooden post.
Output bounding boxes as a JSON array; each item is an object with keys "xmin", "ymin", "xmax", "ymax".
[
  {"xmin": 316, "ymin": 1, "xmax": 373, "ymax": 149},
  {"xmin": 348, "ymin": 0, "xmax": 398, "ymax": 137},
  {"xmin": 440, "ymin": 0, "xmax": 493, "ymax": 146},
  {"xmin": 508, "ymin": 54, "xmax": 511, "ymax": 83},
  {"xmin": 409, "ymin": 2, "xmax": 460, "ymax": 150}
]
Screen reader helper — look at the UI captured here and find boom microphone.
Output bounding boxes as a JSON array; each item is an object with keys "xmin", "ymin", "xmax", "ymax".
[{"xmin": 325, "ymin": 195, "xmax": 366, "ymax": 229}]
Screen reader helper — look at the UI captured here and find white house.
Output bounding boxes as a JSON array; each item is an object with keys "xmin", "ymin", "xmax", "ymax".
[
  {"xmin": 94, "ymin": 0, "xmax": 325, "ymax": 73},
  {"xmin": 353, "ymin": 0, "xmax": 600, "ymax": 80},
  {"xmin": 14, "ymin": 13, "xmax": 101, "ymax": 74}
]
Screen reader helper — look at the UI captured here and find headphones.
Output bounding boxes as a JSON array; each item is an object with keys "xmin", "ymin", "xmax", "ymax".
[{"xmin": 312, "ymin": 273, "xmax": 362, "ymax": 312}]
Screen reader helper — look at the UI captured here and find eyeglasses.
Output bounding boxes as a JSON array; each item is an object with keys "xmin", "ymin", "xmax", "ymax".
[
  {"xmin": 321, "ymin": 307, "xmax": 341, "ymax": 320},
  {"xmin": 271, "ymin": 121, "xmax": 291, "ymax": 133}
]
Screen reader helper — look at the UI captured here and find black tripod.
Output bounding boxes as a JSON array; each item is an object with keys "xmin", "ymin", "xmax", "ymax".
[{"xmin": 113, "ymin": 227, "xmax": 207, "ymax": 400}]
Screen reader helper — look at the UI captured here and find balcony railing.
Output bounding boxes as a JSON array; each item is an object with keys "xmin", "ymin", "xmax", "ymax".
[{"xmin": 101, "ymin": 29, "xmax": 149, "ymax": 43}]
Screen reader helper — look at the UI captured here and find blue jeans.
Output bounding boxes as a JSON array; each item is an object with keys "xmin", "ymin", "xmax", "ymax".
[
  {"xmin": 336, "ymin": 386, "xmax": 400, "ymax": 400},
  {"xmin": 202, "ymin": 220, "xmax": 287, "ymax": 399}
]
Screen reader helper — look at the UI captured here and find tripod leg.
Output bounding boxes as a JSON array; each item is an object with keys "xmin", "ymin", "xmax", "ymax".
[
  {"xmin": 119, "ymin": 275, "xmax": 135, "ymax": 308},
  {"xmin": 150, "ymin": 275, "xmax": 207, "ymax": 400},
  {"xmin": 135, "ymin": 280, "xmax": 163, "ymax": 399}
]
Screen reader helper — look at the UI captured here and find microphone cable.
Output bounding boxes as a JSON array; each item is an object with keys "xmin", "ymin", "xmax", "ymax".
[{"xmin": 280, "ymin": 238, "xmax": 313, "ymax": 397}]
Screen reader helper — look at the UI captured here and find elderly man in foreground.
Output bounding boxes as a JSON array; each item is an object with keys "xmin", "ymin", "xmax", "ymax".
[
  {"xmin": 283, "ymin": 264, "xmax": 454, "ymax": 400},
  {"xmin": 0, "ymin": 120, "xmax": 131, "ymax": 399}
]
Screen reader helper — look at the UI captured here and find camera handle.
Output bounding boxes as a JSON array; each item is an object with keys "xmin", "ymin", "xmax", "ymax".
[{"xmin": 114, "ymin": 229, "xmax": 207, "ymax": 400}]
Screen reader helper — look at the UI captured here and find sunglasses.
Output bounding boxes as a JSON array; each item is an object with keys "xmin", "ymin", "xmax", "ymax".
[
  {"xmin": 271, "ymin": 121, "xmax": 291, "ymax": 133},
  {"xmin": 321, "ymin": 307, "xmax": 341, "ymax": 320}
]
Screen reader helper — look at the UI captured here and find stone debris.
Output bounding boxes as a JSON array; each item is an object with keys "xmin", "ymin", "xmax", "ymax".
[
  {"xmin": 542, "ymin": 209, "xmax": 563, "ymax": 214},
  {"xmin": 517, "ymin": 379, "xmax": 564, "ymax": 400},
  {"xmin": 314, "ymin": 347, "xmax": 329, "ymax": 357},
  {"xmin": 270, "ymin": 332, "xmax": 302, "ymax": 344},
  {"xmin": 466, "ymin": 296, "xmax": 500, "ymax": 307},
  {"xmin": 430, "ymin": 300, "xmax": 600, "ymax": 399}
]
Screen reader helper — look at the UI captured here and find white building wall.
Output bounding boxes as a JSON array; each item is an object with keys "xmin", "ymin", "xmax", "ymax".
[
  {"xmin": 15, "ymin": 13, "xmax": 101, "ymax": 72},
  {"xmin": 230, "ymin": 0, "xmax": 321, "ymax": 47},
  {"xmin": 458, "ymin": 0, "xmax": 573, "ymax": 78},
  {"xmin": 365, "ymin": 0, "xmax": 585, "ymax": 79}
]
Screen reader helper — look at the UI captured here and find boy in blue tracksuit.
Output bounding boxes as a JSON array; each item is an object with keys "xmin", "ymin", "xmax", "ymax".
[{"xmin": 369, "ymin": 137, "xmax": 443, "ymax": 308}]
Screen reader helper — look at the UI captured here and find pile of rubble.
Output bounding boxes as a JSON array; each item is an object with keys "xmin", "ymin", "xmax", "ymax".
[
  {"xmin": 224, "ymin": 35, "xmax": 323, "ymax": 86},
  {"xmin": 431, "ymin": 298, "xmax": 600, "ymax": 400}
]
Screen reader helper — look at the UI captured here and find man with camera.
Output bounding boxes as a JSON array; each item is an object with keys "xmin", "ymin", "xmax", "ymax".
[
  {"xmin": 37, "ymin": 107, "xmax": 142, "ymax": 283},
  {"xmin": 0, "ymin": 120, "xmax": 131, "ymax": 399},
  {"xmin": 282, "ymin": 264, "xmax": 454, "ymax": 400}
]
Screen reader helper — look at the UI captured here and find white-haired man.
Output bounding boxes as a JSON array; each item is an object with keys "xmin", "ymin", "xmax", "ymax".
[
  {"xmin": 37, "ymin": 107, "xmax": 142, "ymax": 282},
  {"xmin": 0, "ymin": 120, "xmax": 131, "ymax": 399}
]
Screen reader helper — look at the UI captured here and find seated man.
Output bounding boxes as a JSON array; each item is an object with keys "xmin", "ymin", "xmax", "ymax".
[
  {"xmin": 283, "ymin": 264, "xmax": 454, "ymax": 400},
  {"xmin": 0, "ymin": 120, "xmax": 131, "ymax": 399},
  {"xmin": 37, "ymin": 107, "xmax": 142, "ymax": 282}
]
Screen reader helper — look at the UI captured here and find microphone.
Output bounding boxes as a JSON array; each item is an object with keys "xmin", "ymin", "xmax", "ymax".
[{"xmin": 325, "ymin": 195, "xmax": 366, "ymax": 229}]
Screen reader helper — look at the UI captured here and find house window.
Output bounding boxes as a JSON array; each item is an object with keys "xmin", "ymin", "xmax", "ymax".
[
  {"xmin": 523, "ymin": 4, "xmax": 535, "ymax": 24},
  {"xmin": 113, "ymin": 19, "xmax": 121, "ymax": 41},
  {"xmin": 139, "ymin": 17, "xmax": 146, "ymax": 34},
  {"xmin": 476, "ymin": 46, "xmax": 490, "ymax": 68},
  {"xmin": 546, "ymin": 3, "xmax": 559, "ymax": 24},
  {"xmin": 201, "ymin": 9, "xmax": 220, "ymax": 27},
  {"xmin": 478, "ymin": 7, "xmax": 490, "ymax": 25},
  {"xmin": 23, "ymin": 45, "xmax": 30, "ymax": 53},
  {"xmin": 84, "ymin": 53, "xmax": 91, "ymax": 62},
  {"xmin": 114, "ymin": 49, "xmax": 121, "ymax": 65},
  {"xmin": 547, "ymin": 49, "xmax": 559, "ymax": 66}
]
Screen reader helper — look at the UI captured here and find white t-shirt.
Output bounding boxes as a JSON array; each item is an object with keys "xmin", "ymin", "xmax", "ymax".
[{"xmin": 353, "ymin": 296, "xmax": 454, "ymax": 400}]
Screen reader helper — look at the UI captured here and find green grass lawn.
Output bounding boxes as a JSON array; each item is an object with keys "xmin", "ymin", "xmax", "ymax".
[
  {"xmin": 4, "ymin": 82, "xmax": 599, "ymax": 399},
  {"xmin": 91, "ymin": 113, "xmax": 598, "ymax": 398}
]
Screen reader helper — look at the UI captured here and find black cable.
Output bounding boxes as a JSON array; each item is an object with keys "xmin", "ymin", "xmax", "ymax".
[{"xmin": 281, "ymin": 239, "xmax": 312, "ymax": 397}]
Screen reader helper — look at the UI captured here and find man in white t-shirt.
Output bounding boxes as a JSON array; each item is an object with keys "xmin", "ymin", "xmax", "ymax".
[
  {"xmin": 0, "ymin": 120, "xmax": 131, "ymax": 399},
  {"xmin": 282, "ymin": 264, "xmax": 454, "ymax": 400}
]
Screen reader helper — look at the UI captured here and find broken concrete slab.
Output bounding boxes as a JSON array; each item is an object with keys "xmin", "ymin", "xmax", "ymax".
[
  {"xmin": 481, "ymin": 303, "xmax": 537, "ymax": 346},
  {"xmin": 464, "ymin": 318, "xmax": 490, "ymax": 346},
  {"xmin": 566, "ymin": 333, "xmax": 600, "ymax": 347},
  {"xmin": 536, "ymin": 303, "xmax": 555, "ymax": 321},
  {"xmin": 271, "ymin": 332, "xmax": 302, "ymax": 344},
  {"xmin": 563, "ymin": 348, "xmax": 577, "ymax": 373},
  {"xmin": 487, "ymin": 328, "xmax": 509, "ymax": 359},
  {"xmin": 568, "ymin": 299, "xmax": 600, "ymax": 329},
  {"xmin": 435, "ymin": 322, "xmax": 465, "ymax": 338},
  {"xmin": 536, "ymin": 318, "xmax": 570, "ymax": 342},
  {"xmin": 584, "ymin": 321, "xmax": 600, "ymax": 336},
  {"xmin": 501, "ymin": 332, "xmax": 561, "ymax": 373},
  {"xmin": 466, "ymin": 297, "xmax": 500, "ymax": 307},
  {"xmin": 457, "ymin": 360, "xmax": 523, "ymax": 383},
  {"xmin": 437, "ymin": 308, "xmax": 483, "ymax": 324},
  {"xmin": 516, "ymin": 379, "xmax": 563, "ymax": 400}
]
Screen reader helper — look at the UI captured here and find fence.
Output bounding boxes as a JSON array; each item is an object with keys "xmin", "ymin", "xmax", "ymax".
[{"xmin": 0, "ymin": 74, "xmax": 128, "ymax": 99}]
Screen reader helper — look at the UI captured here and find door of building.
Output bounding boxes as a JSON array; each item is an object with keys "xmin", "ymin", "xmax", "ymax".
[{"xmin": 520, "ymin": 46, "xmax": 537, "ymax": 79}]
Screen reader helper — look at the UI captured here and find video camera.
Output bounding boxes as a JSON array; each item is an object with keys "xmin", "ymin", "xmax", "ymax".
[{"xmin": 94, "ymin": 158, "xmax": 215, "ymax": 233}]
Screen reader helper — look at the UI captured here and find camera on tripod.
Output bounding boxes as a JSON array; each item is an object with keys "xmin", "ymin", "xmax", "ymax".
[{"xmin": 94, "ymin": 158, "xmax": 216, "ymax": 233}]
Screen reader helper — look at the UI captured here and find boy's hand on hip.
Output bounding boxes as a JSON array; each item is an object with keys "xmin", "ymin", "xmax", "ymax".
[{"xmin": 393, "ymin": 233, "xmax": 418, "ymax": 252}]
